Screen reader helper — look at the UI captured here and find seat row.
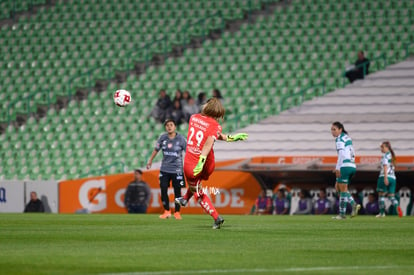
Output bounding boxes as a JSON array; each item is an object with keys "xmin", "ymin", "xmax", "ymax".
[{"xmin": 1, "ymin": 0, "xmax": 412, "ymax": 180}]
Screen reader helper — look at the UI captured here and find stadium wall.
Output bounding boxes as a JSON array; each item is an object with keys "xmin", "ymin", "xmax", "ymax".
[
  {"xmin": 0, "ymin": 180, "xmax": 58, "ymax": 213},
  {"xmin": 2, "ymin": 155, "xmax": 413, "ymax": 214}
]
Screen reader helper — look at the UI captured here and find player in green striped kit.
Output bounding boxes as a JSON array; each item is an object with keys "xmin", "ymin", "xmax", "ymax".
[
  {"xmin": 376, "ymin": 141, "xmax": 403, "ymax": 218},
  {"xmin": 331, "ymin": 122, "xmax": 361, "ymax": 220}
]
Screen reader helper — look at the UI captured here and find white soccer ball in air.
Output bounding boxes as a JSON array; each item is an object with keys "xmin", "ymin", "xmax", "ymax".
[{"xmin": 113, "ymin": 89, "xmax": 131, "ymax": 107}]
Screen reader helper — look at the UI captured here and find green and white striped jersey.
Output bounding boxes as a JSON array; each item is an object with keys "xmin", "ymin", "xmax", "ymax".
[
  {"xmin": 335, "ymin": 133, "xmax": 356, "ymax": 170},
  {"xmin": 379, "ymin": 152, "xmax": 396, "ymax": 179}
]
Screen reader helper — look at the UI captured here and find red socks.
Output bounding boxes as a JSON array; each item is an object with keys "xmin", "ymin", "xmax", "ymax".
[
  {"xmin": 183, "ymin": 188, "xmax": 193, "ymax": 201},
  {"xmin": 194, "ymin": 189, "xmax": 219, "ymax": 220}
]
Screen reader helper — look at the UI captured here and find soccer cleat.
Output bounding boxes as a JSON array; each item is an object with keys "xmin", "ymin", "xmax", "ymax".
[
  {"xmin": 175, "ymin": 197, "xmax": 188, "ymax": 207},
  {"xmin": 174, "ymin": 212, "xmax": 182, "ymax": 220},
  {"xmin": 159, "ymin": 210, "xmax": 171, "ymax": 219},
  {"xmin": 397, "ymin": 206, "xmax": 403, "ymax": 218},
  {"xmin": 351, "ymin": 204, "xmax": 361, "ymax": 218},
  {"xmin": 375, "ymin": 213, "xmax": 386, "ymax": 218},
  {"xmin": 332, "ymin": 215, "xmax": 346, "ymax": 220},
  {"xmin": 212, "ymin": 216, "xmax": 225, "ymax": 229}
]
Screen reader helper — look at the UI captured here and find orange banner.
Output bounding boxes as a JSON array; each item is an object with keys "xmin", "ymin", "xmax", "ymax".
[
  {"xmin": 59, "ymin": 170, "xmax": 261, "ymax": 215},
  {"xmin": 183, "ymin": 171, "xmax": 261, "ymax": 214}
]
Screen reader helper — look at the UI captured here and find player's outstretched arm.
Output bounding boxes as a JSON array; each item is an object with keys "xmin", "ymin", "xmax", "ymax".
[{"xmin": 226, "ymin": 133, "xmax": 248, "ymax": 142}]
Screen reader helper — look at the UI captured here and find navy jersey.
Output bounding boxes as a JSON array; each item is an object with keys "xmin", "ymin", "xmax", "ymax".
[{"xmin": 155, "ymin": 133, "xmax": 187, "ymax": 173}]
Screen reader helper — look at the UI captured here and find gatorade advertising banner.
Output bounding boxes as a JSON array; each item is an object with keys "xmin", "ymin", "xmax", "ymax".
[{"xmin": 59, "ymin": 170, "xmax": 261, "ymax": 214}]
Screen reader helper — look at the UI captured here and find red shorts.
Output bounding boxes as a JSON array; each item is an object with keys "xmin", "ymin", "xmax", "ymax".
[{"xmin": 184, "ymin": 156, "xmax": 215, "ymax": 183}]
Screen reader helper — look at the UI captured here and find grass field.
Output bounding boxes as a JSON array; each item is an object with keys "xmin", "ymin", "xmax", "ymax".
[{"xmin": 0, "ymin": 214, "xmax": 413, "ymax": 275}]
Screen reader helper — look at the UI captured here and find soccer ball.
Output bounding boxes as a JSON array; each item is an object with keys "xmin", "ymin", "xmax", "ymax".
[{"xmin": 113, "ymin": 89, "xmax": 131, "ymax": 107}]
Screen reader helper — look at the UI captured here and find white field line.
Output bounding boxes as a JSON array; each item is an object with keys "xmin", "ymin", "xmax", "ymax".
[{"xmin": 102, "ymin": 265, "xmax": 410, "ymax": 275}]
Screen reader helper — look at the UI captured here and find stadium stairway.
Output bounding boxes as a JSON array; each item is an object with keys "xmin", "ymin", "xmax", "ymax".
[
  {"xmin": 214, "ymin": 58, "xmax": 414, "ymax": 160},
  {"xmin": 0, "ymin": 0, "xmax": 52, "ymax": 25}
]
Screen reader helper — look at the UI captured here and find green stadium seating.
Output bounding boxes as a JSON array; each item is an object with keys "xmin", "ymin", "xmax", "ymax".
[{"xmin": 0, "ymin": 0, "xmax": 413, "ymax": 180}]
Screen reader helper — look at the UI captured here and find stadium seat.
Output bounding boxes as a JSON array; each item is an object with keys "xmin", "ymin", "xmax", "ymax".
[
  {"xmin": 398, "ymin": 187, "xmax": 411, "ymax": 216},
  {"xmin": 325, "ymin": 187, "xmax": 337, "ymax": 212},
  {"xmin": 309, "ymin": 189, "xmax": 320, "ymax": 203},
  {"xmin": 362, "ymin": 188, "xmax": 375, "ymax": 209},
  {"xmin": 289, "ymin": 188, "xmax": 301, "ymax": 215}
]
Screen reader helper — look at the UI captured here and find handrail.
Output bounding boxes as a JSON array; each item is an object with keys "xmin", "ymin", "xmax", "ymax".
[
  {"xmin": 183, "ymin": 11, "xmax": 224, "ymax": 49},
  {"xmin": 342, "ymin": 53, "xmax": 386, "ymax": 87},
  {"xmin": 126, "ymin": 36, "xmax": 168, "ymax": 74},
  {"xmin": 7, "ymin": 0, "xmax": 39, "ymax": 20},
  {"xmin": 222, "ymin": 81, "xmax": 326, "ymax": 131},
  {"xmin": 125, "ymin": 11, "xmax": 224, "ymax": 73},
  {"xmin": 67, "ymin": 73, "xmax": 91, "ymax": 101},
  {"xmin": 405, "ymin": 41, "xmax": 414, "ymax": 59},
  {"xmin": 203, "ymin": 81, "xmax": 327, "ymax": 133},
  {"xmin": 79, "ymin": 161, "xmax": 127, "ymax": 178},
  {"xmin": 280, "ymin": 81, "xmax": 326, "ymax": 111},
  {"xmin": 6, "ymin": 89, "xmax": 51, "ymax": 123},
  {"xmin": 66, "ymin": 62, "xmax": 112, "ymax": 100},
  {"xmin": 223, "ymin": 109, "xmax": 262, "ymax": 132}
]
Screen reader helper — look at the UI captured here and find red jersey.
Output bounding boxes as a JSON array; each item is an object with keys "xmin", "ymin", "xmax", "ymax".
[{"xmin": 184, "ymin": 113, "xmax": 222, "ymax": 181}]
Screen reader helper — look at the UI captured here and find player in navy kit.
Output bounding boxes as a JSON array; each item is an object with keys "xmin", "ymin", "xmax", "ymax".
[{"xmin": 147, "ymin": 119, "xmax": 187, "ymax": 219}]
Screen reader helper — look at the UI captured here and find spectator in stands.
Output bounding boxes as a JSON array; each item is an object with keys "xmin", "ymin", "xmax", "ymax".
[
  {"xmin": 197, "ymin": 92, "xmax": 207, "ymax": 107},
  {"xmin": 146, "ymin": 119, "xmax": 187, "ymax": 220},
  {"xmin": 376, "ymin": 141, "xmax": 403, "ymax": 218},
  {"xmin": 168, "ymin": 99, "xmax": 185, "ymax": 126},
  {"xmin": 314, "ymin": 189, "xmax": 331, "ymax": 215},
  {"xmin": 212, "ymin": 88, "xmax": 223, "ymax": 101},
  {"xmin": 293, "ymin": 189, "xmax": 313, "ymax": 215},
  {"xmin": 345, "ymin": 51, "xmax": 370, "ymax": 83},
  {"xmin": 124, "ymin": 169, "xmax": 151, "ymax": 214},
  {"xmin": 24, "ymin": 191, "xmax": 45, "ymax": 213},
  {"xmin": 183, "ymin": 97, "xmax": 200, "ymax": 122},
  {"xmin": 272, "ymin": 189, "xmax": 290, "ymax": 215},
  {"xmin": 331, "ymin": 121, "xmax": 360, "ymax": 219},
  {"xmin": 364, "ymin": 193, "xmax": 379, "ymax": 215},
  {"xmin": 150, "ymin": 89, "xmax": 172, "ymax": 123},
  {"xmin": 253, "ymin": 190, "xmax": 272, "ymax": 215},
  {"xmin": 181, "ymin": 90, "xmax": 192, "ymax": 108},
  {"xmin": 173, "ymin": 89, "xmax": 183, "ymax": 104}
]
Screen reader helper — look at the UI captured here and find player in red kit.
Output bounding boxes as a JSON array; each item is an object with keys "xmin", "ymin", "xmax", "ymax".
[{"xmin": 175, "ymin": 98, "xmax": 248, "ymax": 229}]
